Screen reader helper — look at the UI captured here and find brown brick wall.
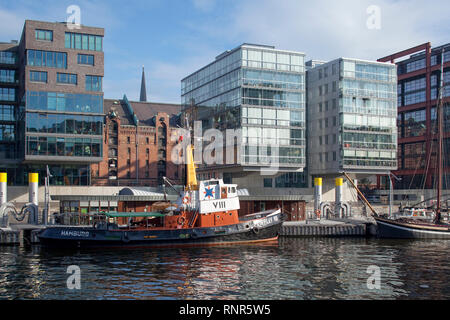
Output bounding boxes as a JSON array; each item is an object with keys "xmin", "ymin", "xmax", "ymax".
[
  {"xmin": 22, "ymin": 20, "xmax": 104, "ymax": 96},
  {"xmin": 91, "ymin": 112, "xmax": 184, "ymax": 187}
]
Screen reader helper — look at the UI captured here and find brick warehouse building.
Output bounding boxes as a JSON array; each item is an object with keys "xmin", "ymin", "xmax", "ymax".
[
  {"xmin": 378, "ymin": 42, "xmax": 450, "ymax": 190},
  {"xmin": 90, "ymin": 95, "xmax": 183, "ymax": 187}
]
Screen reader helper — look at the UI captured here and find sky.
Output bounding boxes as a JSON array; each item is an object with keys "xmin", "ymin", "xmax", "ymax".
[{"xmin": 1, "ymin": 0, "xmax": 450, "ymax": 104}]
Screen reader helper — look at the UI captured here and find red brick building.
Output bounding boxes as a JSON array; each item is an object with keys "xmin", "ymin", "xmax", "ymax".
[
  {"xmin": 377, "ymin": 42, "xmax": 450, "ymax": 190},
  {"xmin": 91, "ymin": 95, "xmax": 184, "ymax": 186}
]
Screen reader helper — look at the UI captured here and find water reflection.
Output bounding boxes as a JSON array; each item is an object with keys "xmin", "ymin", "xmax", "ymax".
[{"xmin": 0, "ymin": 238, "xmax": 449, "ymax": 299}]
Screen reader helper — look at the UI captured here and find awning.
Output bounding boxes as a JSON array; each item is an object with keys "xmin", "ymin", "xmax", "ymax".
[{"xmin": 104, "ymin": 212, "xmax": 165, "ymax": 218}]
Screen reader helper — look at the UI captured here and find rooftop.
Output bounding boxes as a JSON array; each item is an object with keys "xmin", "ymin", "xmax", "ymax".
[{"xmin": 104, "ymin": 97, "xmax": 181, "ymax": 126}]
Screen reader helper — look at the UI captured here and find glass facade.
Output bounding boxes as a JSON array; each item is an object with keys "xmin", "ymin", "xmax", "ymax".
[
  {"xmin": 26, "ymin": 113, "xmax": 103, "ymax": 135},
  {"xmin": 26, "ymin": 91, "xmax": 103, "ymax": 113},
  {"xmin": 339, "ymin": 59, "xmax": 397, "ymax": 169},
  {"xmin": 308, "ymin": 58, "xmax": 397, "ymax": 175},
  {"xmin": 181, "ymin": 44, "xmax": 306, "ymax": 168},
  {"xmin": 26, "ymin": 136, "xmax": 102, "ymax": 158},
  {"xmin": 25, "ymin": 164, "xmax": 90, "ymax": 186}
]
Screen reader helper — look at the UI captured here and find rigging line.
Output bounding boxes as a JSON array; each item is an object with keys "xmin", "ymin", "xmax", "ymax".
[
  {"xmin": 407, "ymin": 138, "xmax": 427, "ymax": 190},
  {"xmin": 421, "ymin": 136, "xmax": 434, "ymax": 191}
]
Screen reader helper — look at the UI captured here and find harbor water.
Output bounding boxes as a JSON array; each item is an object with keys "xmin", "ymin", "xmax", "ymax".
[{"xmin": 0, "ymin": 237, "xmax": 449, "ymax": 300}]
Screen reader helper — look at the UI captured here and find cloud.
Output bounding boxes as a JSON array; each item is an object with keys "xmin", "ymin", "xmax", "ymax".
[{"xmin": 223, "ymin": 0, "xmax": 450, "ymax": 61}]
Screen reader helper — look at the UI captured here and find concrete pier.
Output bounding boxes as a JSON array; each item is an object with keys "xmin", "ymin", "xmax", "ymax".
[
  {"xmin": 0, "ymin": 224, "xmax": 44, "ymax": 245},
  {"xmin": 280, "ymin": 218, "xmax": 373, "ymax": 237}
]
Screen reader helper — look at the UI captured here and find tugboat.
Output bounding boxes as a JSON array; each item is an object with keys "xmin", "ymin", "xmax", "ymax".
[{"xmin": 38, "ymin": 145, "xmax": 283, "ymax": 248}]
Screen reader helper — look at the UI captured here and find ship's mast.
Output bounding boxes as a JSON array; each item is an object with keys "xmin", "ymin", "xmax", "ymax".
[
  {"xmin": 184, "ymin": 114, "xmax": 198, "ymax": 191},
  {"xmin": 435, "ymin": 48, "xmax": 445, "ymax": 224}
]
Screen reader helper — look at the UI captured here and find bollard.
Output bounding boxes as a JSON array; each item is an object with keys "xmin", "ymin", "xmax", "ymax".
[
  {"xmin": 0, "ymin": 172, "xmax": 6, "ymax": 206},
  {"xmin": 29, "ymin": 173, "xmax": 38, "ymax": 206},
  {"xmin": 335, "ymin": 178, "xmax": 343, "ymax": 218},
  {"xmin": 314, "ymin": 178, "xmax": 322, "ymax": 218}
]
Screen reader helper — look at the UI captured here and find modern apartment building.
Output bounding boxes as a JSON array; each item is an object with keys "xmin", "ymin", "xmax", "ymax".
[
  {"xmin": 1, "ymin": 19, "xmax": 104, "ymax": 186},
  {"xmin": 181, "ymin": 43, "xmax": 307, "ymax": 189},
  {"xmin": 378, "ymin": 42, "xmax": 450, "ymax": 190},
  {"xmin": 0, "ymin": 42, "xmax": 19, "ymax": 166},
  {"xmin": 306, "ymin": 58, "xmax": 398, "ymax": 187}
]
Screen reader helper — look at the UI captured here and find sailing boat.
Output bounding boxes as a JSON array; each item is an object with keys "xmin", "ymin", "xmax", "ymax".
[
  {"xmin": 346, "ymin": 49, "xmax": 450, "ymax": 239},
  {"xmin": 38, "ymin": 119, "xmax": 283, "ymax": 248}
]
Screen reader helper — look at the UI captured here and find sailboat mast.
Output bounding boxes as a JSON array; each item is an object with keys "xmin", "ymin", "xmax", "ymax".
[{"xmin": 436, "ymin": 48, "xmax": 445, "ymax": 223}]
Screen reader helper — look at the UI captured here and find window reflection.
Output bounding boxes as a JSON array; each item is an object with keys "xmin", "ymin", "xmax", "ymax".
[
  {"xmin": 26, "ymin": 136, "xmax": 102, "ymax": 158},
  {"xmin": 26, "ymin": 112, "xmax": 102, "ymax": 135}
]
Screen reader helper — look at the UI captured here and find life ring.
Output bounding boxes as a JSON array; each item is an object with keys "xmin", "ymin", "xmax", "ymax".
[
  {"xmin": 315, "ymin": 209, "xmax": 321, "ymax": 219},
  {"xmin": 182, "ymin": 196, "xmax": 190, "ymax": 205},
  {"xmin": 178, "ymin": 216, "xmax": 186, "ymax": 226}
]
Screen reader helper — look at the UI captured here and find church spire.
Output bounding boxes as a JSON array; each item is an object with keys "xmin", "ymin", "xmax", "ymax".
[{"xmin": 140, "ymin": 65, "xmax": 147, "ymax": 102}]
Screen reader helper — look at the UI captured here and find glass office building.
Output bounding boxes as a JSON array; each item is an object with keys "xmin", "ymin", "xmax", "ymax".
[
  {"xmin": 181, "ymin": 44, "xmax": 306, "ymax": 181},
  {"xmin": 307, "ymin": 58, "xmax": 397, "ymax": 176}
]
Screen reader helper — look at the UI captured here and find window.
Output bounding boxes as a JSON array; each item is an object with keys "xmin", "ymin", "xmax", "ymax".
[
  {"xmin": 0, "ymin": 105, "xmax": 14, "ymax": 121},
  {"xmin": 65, "ymin": 32, "xmax": 103, "ymax": 51},
  {"xmin": 85, "ymin": 75, "xmax": 102, "ymax": 91},
  {"xmin": 26, "ymin": 112, "xmax": 102, "ymax": 136},
  {"xmin": 77, "ymin": 54, "xmax": 94, "ymax": 65},
  {"xmin": 35, "ymin": 29, "xmax": 53, "ymax": 41},
  {"xmin": 26, "ymin": 91, "xmax": 103, "ymax": 113},
  {"xmin": 0, "ymin": 88, "xmax": 15, "ymax": 101},
  {"xmin": 29, "ymin": 71, "xmax": 47, "ymax": 83},
  {"xmin": 0, "ymin": 52, "xmax": 16, "ymax": 64},
  {"xmin": 57, "ymin": 73, "xmax": 77, "ymax": 85},
  {"xmin": 263, "ymin": 178, "xmax": 272, "ymax": 188},
  {"xmin": 0, "ymin": 124, "xmax": 14, "ymax": 141},
  {"xmin": 0, "ymin": 69, "xmax": 15, "ymax": 83},
  {"xmin": 27, "ymin": 50, "xmax": 67, "ymax": 69},
  {"xmin": 127, "ymin": 136, "xmax": 130, "ymax": 144}
]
